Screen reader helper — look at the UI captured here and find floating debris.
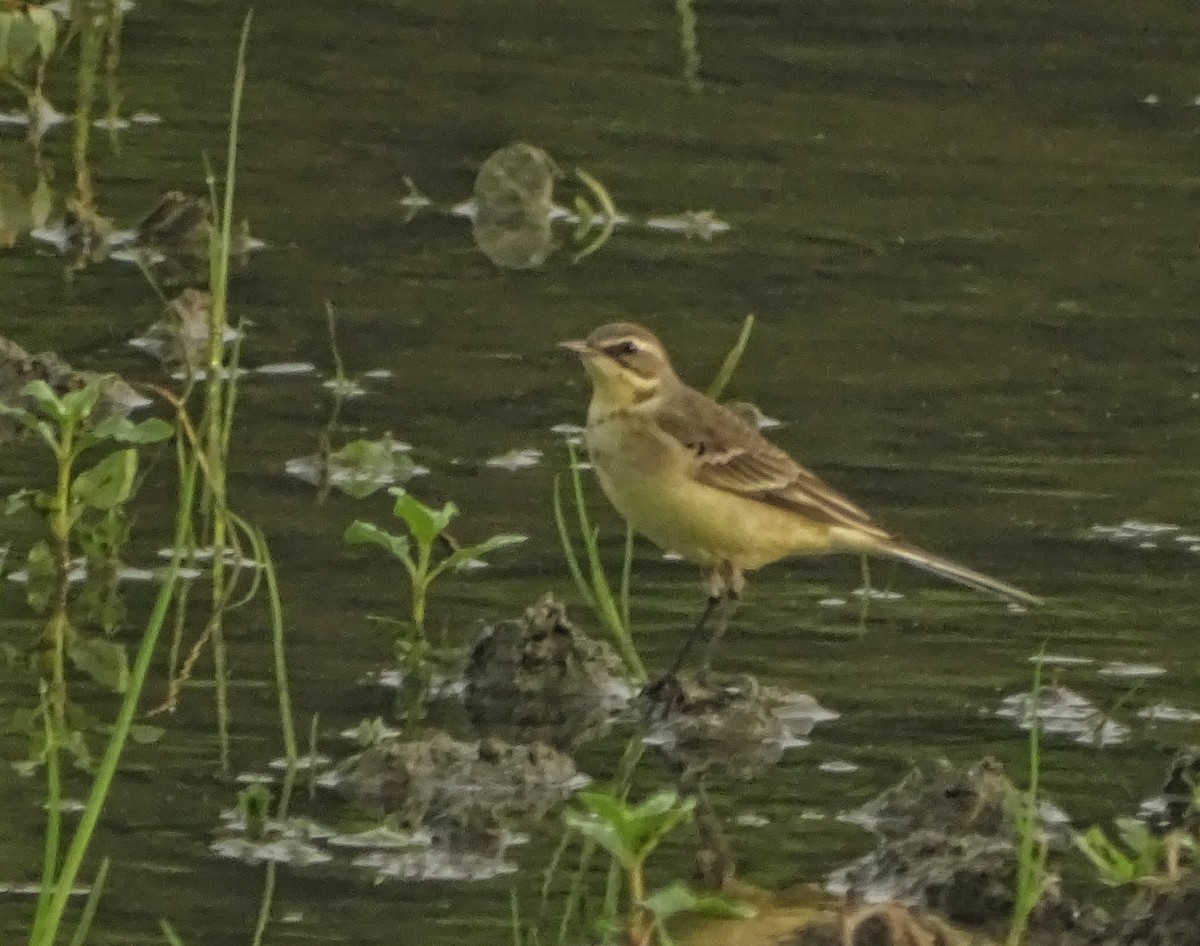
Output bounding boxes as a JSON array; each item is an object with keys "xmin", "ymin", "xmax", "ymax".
[
  {"xmin": 155, "ymin": 546, "xmax": 261, "ymax": 570},
  {"xmin": 321, "ymin": 377, "xmax": 367, "ymax": 399},
  {"xmin": 1086, "ymin": 520, "xmax": 1200, "ymax": 554},
  {"xmin": 644, "ymin": 209, "xmax": 730, "ymax": 241},
  {"xmin": 397, "ymin": 176, "xmax": 432, "ymax": 223},
  {"xmin": 1098, "ymin": 661, "xmax": 1166, "ymax": 679},
  {"xmin": 285, "ymin": 437, "xmax": 426, "ymax": 498},
  {"xmin": 996, "ymin": 684, "xmax": 1129, "ymax": 747},
  {"xmin": 818, "ymin": 597, "xmax": 847, "ymax": 608},
  {"xmin": 485, "ymin": 447, "xmax": 543, "ymax": 471},
  {"xmin": 1138, "ymin": 703, "xmax": 1200, "ymax": 723},
  {"xmin": 254, "ymin": 361, "xmax": 318, "ymax": 376},
  {"xmin": 351, "ymin": 844, "xmax": 518, "ymax": 882},
  {"xmin": 733, "ymin": 812, "xmax": 770, "ymax": 828},
  {"xmin": 211, "ymin": 811, "xmax": 334, "ymax": 868},
  {"xmin": 1031, "ymin": 653, "xmax": 1094, "ymax": 667},
  {"xmin": 819, "ymin": 759, "xmax": 860, "ymax": 774},
  {"xmin": 550, "ymin": 422, "xmax": 585, "ymax": 437},
  {"xmin": 851, "ymin": 586, "xmax": 904, "ymax": 601}
]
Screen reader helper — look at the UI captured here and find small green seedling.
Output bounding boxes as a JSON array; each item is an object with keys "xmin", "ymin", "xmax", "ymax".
[
  {"xmin": 0, "ymin": 378, "xmax": 170, "ymax": 717},
  {"xmin": 1074, "ymin": 818, "xmax": 1196, "ymax": 887},
  {"xmin": 344, "ymin": 486, "xmax": 525, "ymax": 640},
  {"xmin": 565, "ymin": 789, "xmax": 752, "ymax": 946}
]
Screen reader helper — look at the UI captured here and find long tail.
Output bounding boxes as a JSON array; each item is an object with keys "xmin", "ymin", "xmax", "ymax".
[{"xmin": 875, "ymin": 540, "xmax": 1042, "ymax": 607}]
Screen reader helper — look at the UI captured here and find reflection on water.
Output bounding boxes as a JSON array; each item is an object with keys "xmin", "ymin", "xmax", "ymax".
[{"xmin": 3, "ymin": 0, "xmax": 1200, "ymax": 942}]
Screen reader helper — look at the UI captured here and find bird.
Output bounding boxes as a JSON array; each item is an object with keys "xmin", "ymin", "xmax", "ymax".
[{"xmin": 558, "ymin": 321, "xmax": 1041, "ymax": 674}]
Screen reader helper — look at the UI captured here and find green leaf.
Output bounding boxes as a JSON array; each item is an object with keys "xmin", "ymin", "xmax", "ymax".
[
  {"xmin": 27, "ymin": 6, "xmax": 56, "ymax": 60},
  {"xmin": 441, "ymin": 533, "xmax": 527, "ymax": 574},
  {"xmin": 18, "ymin": 379, "xmax": 66, "ymax": 421},
  {"xmin": 90, "ymin": 415, "xmax": 172, "ymax": 444},
  {"xmin": 3, "ymin": 488, "xmax": 32, "ymax": 516},
  {"xmin": 1073, "ymin": 826, "xmax": 1135, "ymax": 886},
  {"xmin": 0, "ymin": 400, "xmax": 35, "ymax": 427},
  {"xmin": 59, "ymin": 381, "xmax": 105, "ymax": 425},
  {"xmin": 68, "ymin": 634, "xmax": 130, "ymax": 693},
  {"xmin": 3, "ymin": 11, "xmax": 40, "ymax": 73},
  {"xmin": 73, "ymin": 449, "xmax": 137, "ymax": 510},
  {"xmin": 23, "ymin": 540, "xmax": 54, "ymax": 614},
  {"xmin": 328, "ymin": 438, "xmax": 405, "ymax": 499},
  {"xmin": 642, "ymin": 882, "xmax": 757, "ymax": 922},
  {"xmin": 344, "ymin": 519, "xmax": 411, "ymax": 563},
  {"xmin": 5, "ymin": 706, "xmax": 41, "ymax": 736},
  {"xmin": 127, "ymin": 724, "xmax": 166, "ymax": 745},
  {"xmin": 564, "ymin": 809, "xmax": 632, "ymax": 866},
  {"xmin": 389, "ymin": 488, "xmax": 455, "ymax": 549},
  {"xmin": 0, "ymin": 15, "xmax": 12, "ymax": 73}
]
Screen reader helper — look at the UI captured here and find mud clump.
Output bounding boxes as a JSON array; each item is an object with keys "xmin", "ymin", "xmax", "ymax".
[
  {"xmin": 327, "ymin": 731, "xmax": 582, "ymax": 848},
  {"xmin": 130, "ymin": 289, "xmax": 213, "ymax": 375},
  {"xmin": 464, "ymin": 594, "xmax": 630, "ymax": 748},
  {"xmin": 1097, "ymin": 875, "xmax": 1200, "ymax": 946},
  {"xmin": 0, "ymin": 335, "xmax": 146, "ymax": 442},
  {"xmin": 831, "ymin": 759, "xmax": 1089, "ymax": 946},
  {"xmin": 640, "ymin": 672, "xmax": 833, "ymax": 778}
]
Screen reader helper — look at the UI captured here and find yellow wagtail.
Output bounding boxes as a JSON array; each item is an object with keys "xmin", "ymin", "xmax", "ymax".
[{"xmin": 559, "ymin": 322, "xmax": 1041, "ymax": 672}]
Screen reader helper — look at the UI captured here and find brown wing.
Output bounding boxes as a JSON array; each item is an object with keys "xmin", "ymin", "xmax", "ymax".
[{"xmin": 653, "ymin": 385, "xmax": 892, "ymax": 540}]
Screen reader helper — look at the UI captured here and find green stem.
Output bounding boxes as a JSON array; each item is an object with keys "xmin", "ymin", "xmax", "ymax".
[
  {"xmin": 71, "ymin": 0, "xmax": 103, "ymax": 210},
  {"xmin": 627, "ymin": 860, "xmax": 647, "ymax": 944},
  {"xmin": 706, "ymin": 314, "xmax": 755, "ymax": 400},
  {"xmin": 31, "ymin": 528, "xmax": 188, "ymax": 946},
  {"xmin": 257, "ymin": 530, "xmax": 297, "ymax": 763},
  {"xmin": 412, "ymin": 545, "xmax": 430, "ymax": 638},
  {"xmin": 46, "ymin": 431, "xmax": 76, "ymax": 731},
  {"xmin": 31, "ymin": 696, "xmax": 62, "ymax": 945}
]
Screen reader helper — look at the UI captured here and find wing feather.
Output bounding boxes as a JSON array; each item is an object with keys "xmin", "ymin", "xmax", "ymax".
[{"xmin": 653, "ymin": 386, "xmax": 891, "ymax": 539}]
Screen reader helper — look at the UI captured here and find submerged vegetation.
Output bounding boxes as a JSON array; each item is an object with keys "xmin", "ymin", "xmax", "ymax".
[{"xmin": 0, "ymin": 3, "xmax": 1198, "ymax": 946}]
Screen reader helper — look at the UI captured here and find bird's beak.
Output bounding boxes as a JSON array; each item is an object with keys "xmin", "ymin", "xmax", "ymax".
[{"xmin": 558, "ymin": 339, "xmax": 592, "ymax": 356}]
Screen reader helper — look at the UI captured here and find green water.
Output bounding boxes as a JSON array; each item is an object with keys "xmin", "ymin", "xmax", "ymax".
[{"xmin": 3, "ymin": 0, "xmax": 1200, "ymax": 942}]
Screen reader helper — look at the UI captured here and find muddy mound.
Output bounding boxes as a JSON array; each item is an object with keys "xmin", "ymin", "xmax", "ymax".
[
  {"xmin": 640, "ymin": 672, "xmax": 835, "ymax": 778},
  {"xmin": 0, "ymin": 335, "xmax": 146, "ymax": 442},
  {"xmin": 1097, "ymin": 875, "xmax": 1200, "ymax": 946},
  {"xmin": 325, "ymin": 731, "xmax": 584, "ymax": 846},
  {"xmin": 464, "ymin": 594, "xmax": 630, "ymax": 748},
  {"xmin": 832, "ymin": 759, "xmax": 1089, "ymax": 946}
]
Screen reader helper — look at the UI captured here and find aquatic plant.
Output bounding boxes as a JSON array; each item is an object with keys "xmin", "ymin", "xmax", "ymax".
[
  {"xmin": 1005, "ymin": 655, "xmax": 1052, "ymax": 946},
  {"xmin": 0, "ymin": 3, "xmax": 58, "ymax": 138},
  {"xmin": 552, "ymin": 443, "xmax": 643, "ymax": 682},
  {"xmin": 563, "ymin": 789, "xmax": 752, "ymax": 945},
  {"xmin": 0, "ymin": 375, "xmax": 170, "ymax": 737},
  {"xmin": 345, "ymin": 487, "xmax": 526, "ymax": 692},
  {"xmin": 1074, "ymin": 818, "xmax": 1194, "ymax": 887}
]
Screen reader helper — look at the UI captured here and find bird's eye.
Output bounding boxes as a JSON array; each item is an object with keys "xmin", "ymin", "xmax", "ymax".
[{"xmin": 605, "ymin": 340, "xmax": 638, "ymax": 358}]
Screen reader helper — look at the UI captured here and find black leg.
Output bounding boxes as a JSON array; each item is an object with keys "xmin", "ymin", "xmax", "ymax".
[
  {"xmin": 699, "ymin": 590, "xmax": 739, "ymax": 677},
  {"xmin": 668, "ymin": 593, "xmax": 722, "ymax": 677}
]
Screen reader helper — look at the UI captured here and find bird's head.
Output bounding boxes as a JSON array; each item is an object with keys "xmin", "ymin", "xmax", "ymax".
[{"xmin": 559, "ymin": 322, "xmax": 677, "ymax": 407}]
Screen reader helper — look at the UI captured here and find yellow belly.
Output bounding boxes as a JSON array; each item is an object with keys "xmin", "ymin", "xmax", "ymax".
[{"xmin": 585, "ymin": 414, "xmax": 837, "ymax": 571}]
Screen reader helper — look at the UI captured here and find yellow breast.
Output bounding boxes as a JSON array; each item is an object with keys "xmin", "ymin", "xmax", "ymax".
[{"xmin": 584, "ymin": 409, "xmax": 837, "ymax": 571}]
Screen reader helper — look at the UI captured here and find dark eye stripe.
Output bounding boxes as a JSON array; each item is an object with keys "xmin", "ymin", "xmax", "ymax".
[{"xmin": 604, "ymin": 341, "xmax": 637, "ymax": 357}]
